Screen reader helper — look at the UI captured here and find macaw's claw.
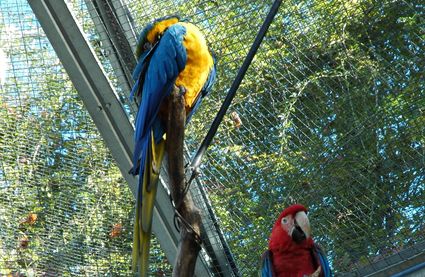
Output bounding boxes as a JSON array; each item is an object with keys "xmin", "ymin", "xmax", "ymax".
[
  {"xmin": 152, "ymin": 159, "xmax": 160, "ymax": 175},
  {"xmin": 178, "ymin": 85, "xmax": 187, "ymax": 96}
]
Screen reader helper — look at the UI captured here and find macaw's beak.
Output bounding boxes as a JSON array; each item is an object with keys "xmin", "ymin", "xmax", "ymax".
[{"xmin": 292, "ymin": 211, "xmax": 311, "ymax": 243}]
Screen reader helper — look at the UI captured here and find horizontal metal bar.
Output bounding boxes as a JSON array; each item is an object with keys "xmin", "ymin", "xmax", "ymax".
[{"xmin": 342, "ymin": 241, "xmax": 425, "ymax": 277}]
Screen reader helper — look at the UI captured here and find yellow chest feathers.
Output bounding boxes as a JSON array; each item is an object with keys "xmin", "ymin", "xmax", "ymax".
[{"xmin": 174, "ymin": 22, "xmax": 214, "ymax": 110}]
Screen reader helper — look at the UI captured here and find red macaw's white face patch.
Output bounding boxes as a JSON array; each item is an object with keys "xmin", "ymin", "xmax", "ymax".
[{"xmin": 280, "ymin": 214, "xmax": 295, "ymax": 236}]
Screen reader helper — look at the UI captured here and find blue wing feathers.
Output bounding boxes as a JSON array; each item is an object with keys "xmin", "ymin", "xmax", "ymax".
[
  {"xmin": 130, "ymin": 24, "xmax": 187, "ymax": 178},
  {"xmin": 130, "ymin": 42, "xmax": 159, "ymax": 101},
  {"xmin": 313, "ymin": 244, "xmax": 332, "ymax": 277},
  {"xmin": 318, "ymin": 250, "xmax": 332, "ymax": 277},
  {"xmin": 260, "ymin": 250, "xmax": 275, "ymax": 277}
]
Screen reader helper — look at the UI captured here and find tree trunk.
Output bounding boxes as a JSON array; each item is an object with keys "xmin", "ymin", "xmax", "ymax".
[{"xmin": 166, "ymin": 86, "xmax": 202, "ymax": 277}]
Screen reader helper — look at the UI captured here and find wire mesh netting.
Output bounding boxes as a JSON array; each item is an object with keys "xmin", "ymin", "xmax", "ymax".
[
  {"xmin": 1, "ymin": 0, "xmax": 424, "ymax": 276},
  {"xmin": 0, "ymin": 0, "xmax": 171, "ymax": 276}
]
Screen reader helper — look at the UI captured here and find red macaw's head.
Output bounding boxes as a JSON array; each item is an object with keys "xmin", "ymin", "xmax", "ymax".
[
  {"xmin": 270, "ymin": 204, "xmax": 313, "ymax": 249},
  {"xmin": 269, "ymin": 204, "xmax": 316, "ymax": 276}
]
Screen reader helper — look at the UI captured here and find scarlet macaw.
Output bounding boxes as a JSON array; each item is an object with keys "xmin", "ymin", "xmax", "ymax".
[
  {"xmin": 129, "ymin": 15, "xmax": 216, "ymax": 276},
  {"xmin": 260, "ymin": 204, "xmax": 331, "ymax": 277}
]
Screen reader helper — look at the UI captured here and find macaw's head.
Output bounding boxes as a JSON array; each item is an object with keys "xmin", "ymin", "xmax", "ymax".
[
  {"xmin": 269, "ymin": 204, "xmax": 313, "ymax": 251},
  {"xmin": 135, "ymin": 15, "xmax": 180, "ymax": 59}
]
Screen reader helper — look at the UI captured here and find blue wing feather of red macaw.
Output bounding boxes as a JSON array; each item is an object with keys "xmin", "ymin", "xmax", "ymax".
[
  {"xmin": 314, "ymin": 244, "xmax": 332, "ymax": 277},
  {"xmin": 260, "ymin": 250, "xmax": 276, "ymax": 277},
  {"xmin": 260, "ymin": 245, "xmax": 332, "ymax": 277}
]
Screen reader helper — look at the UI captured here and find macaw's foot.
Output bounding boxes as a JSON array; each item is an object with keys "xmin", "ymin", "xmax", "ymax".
[
  {"xmin": 308, "ymin": 266, "xmax": 321, "ymax": 277},
  {"xmin": 172, "ymin": 85, "xmax": 186, "ymax": 97}
]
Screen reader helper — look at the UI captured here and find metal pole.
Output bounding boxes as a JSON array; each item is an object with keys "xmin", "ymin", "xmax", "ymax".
[{"xmin": 190, "ymin": 0, "xmax": 283, "ymax": 170}]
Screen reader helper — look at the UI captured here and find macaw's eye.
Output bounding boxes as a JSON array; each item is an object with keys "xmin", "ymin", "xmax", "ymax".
[
  {"xmin": 143, "ymin": 42, "xmax": 151, "ymax": 51},
  {"xmin": 282, "ymin": 218, "xmax": 288, "ymax": 224}
]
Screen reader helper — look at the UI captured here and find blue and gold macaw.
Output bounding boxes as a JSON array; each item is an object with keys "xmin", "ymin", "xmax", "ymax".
[{"xmin": 129, "ymin": 15, "xmax": 216, "ymax": 276}]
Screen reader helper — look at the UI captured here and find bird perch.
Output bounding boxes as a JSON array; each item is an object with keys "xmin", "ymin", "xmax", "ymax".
[{"xmin": 166, "ymin": 85, "xmax": 202, "ymax": 277}]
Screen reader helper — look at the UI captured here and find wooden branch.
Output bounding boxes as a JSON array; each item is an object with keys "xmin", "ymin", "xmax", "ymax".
[{"xmin": 166, "ymin": 86, "xmax": 202, "ymax": 277}]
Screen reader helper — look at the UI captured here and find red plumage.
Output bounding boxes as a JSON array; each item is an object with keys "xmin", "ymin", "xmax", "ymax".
[{"xmin": 268, "ymin": 204, "xmax": 317, "ymax": 277}]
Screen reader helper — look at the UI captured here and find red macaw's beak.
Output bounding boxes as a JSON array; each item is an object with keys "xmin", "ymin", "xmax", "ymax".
[{"xmin": 291, "ymin": 211, "xmax": 311, "ymax": 243}]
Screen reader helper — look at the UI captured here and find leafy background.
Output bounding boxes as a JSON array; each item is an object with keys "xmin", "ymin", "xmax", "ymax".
[{"xmin": 0, "ymin": 0, "xmax": 424, "ymax": 276}]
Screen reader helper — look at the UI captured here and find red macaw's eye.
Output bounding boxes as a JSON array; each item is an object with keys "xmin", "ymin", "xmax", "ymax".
[{"xmin": 280, "ymin": 216, "xmax": 294, "ymax": 235}]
